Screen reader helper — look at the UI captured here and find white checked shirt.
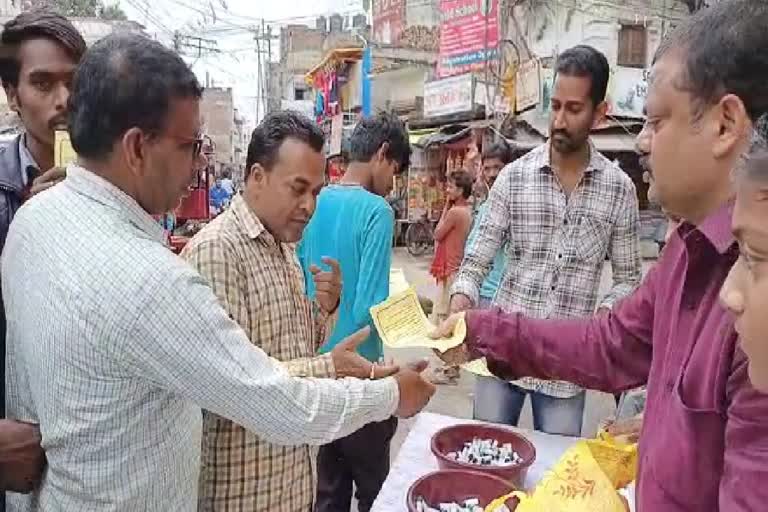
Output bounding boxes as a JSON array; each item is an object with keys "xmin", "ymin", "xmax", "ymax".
[
  {"xmin": 452, "ymin": 142, "xmax": 641, "ymax": 398},
  {"xmin": 2, "ymin": 166, "xmax": 399, "ymax": 512}
]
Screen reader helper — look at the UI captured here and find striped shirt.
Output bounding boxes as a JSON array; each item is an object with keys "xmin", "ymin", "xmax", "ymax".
[
  {"xmin": 2, "ymin": 166, "xmax": 399, "ymax": 511},
  {"xmin": 452, "ymin": 142, "xmax": 641, "ymax": 398},
  {"xmin": 182, "ymin": 193, "xmax": 336, "ymax": 512}
]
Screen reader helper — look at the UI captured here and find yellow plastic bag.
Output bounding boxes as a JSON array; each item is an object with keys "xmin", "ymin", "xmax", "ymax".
[{"xmin": 486, "ymin": 435, "xmax": 637, "ymax": 512}]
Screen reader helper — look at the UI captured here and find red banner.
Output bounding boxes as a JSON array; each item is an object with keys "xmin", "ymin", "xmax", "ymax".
[
  {"xmin": 373, "ymin": 0, "xmax": 406, "ymax": 45},
  {"xmin": 438, "ymin": 0, "xmax": 499, "ymax": 78}
]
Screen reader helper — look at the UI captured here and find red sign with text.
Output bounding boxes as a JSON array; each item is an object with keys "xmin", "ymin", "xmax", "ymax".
[
  {"xmin": 373, "ymin": 0, "xmax": 406, "ymax": 45},
  {"xmin": 438, "ymin": 0, "xmax": 499, "ymax": 78}
]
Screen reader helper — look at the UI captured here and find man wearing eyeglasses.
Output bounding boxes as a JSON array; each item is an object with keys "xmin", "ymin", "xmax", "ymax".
[{"xmin": 2, "ymin": 34, "xmax": 435, "ymax": 512}]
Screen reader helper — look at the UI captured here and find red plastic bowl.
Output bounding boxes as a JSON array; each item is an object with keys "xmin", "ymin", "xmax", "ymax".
[
  {"xmin": 431, "ymin": 424, "xmax": 537, "ymax": 489},
  {"xmin": 407, "ymin": 470, "xmax": 519, "ymax": 511}
]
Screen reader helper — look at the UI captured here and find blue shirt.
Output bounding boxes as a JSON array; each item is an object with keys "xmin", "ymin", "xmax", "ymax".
[
  {"xmin": 298, "ymin": 185, "xmax": 393, "ymax": 362},
  {"xmin": 209, "ymin": 184, "xmax": 230, "ymax": 210},
  {"xmin": 220, "ymin": 178, "xmax": 235, "ymax": 196},
  {"xmin": 465, "ymin": 201, "xmax": 506, "ymax": 301}
]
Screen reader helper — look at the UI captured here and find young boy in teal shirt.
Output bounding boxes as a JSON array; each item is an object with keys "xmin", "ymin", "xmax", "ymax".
[{"xmin": 298, "ymin": 113, "xmax": 411, "ymax": 512}]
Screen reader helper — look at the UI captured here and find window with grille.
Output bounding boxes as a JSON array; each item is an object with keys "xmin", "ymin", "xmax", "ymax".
[{"xmin": 617, "ymin": 25, "xmax": 648, "ymax": 68}]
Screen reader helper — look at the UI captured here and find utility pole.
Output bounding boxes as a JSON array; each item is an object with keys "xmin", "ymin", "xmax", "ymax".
[
  {"xmin": 254, "ymin": 21, "xmax": 278, "ymax": 118},
  {"xmin": 173, "ymin": 32, "xmax": 220, "ymax": 58}
]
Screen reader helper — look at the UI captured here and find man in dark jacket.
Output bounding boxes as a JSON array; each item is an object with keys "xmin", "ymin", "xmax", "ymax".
[{"xmin": 0, "ymin": 10, "xmax": 85, "ymax": 507}]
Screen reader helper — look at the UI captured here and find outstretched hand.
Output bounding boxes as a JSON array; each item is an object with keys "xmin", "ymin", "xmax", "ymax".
[
  {"xmin": 393, "ymin": 359, "xmax": 436, "ymax": 418},
  {"xmin": 332, "ymin": 326, "xmax": 399, "ymax": 379}
]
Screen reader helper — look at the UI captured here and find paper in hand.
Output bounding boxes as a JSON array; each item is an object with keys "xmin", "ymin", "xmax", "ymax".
[
  {"xmin": 370, "ymin": 288, "xmax": 466, "ymax": 352},
  {"xmin": 54, "ymin": 130, "xmax": 77, "ymax": 168}
]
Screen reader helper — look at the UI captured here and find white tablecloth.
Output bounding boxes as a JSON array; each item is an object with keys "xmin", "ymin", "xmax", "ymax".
[{"xmin": 371, "ymin": 412, "xmax": 581, "ymax": 511}]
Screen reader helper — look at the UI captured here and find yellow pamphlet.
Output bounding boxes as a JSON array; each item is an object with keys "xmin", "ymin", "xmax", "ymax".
[
  {"xmin": 485, "ymin": 492, "xmax": 517, "ymax": 512},
  {"xmin": 54, "ymin": 130, "xmax": 77, "ymax": 168},
  {"xmin": 389, "ymin": 268, "xmax": 410, "ymax": 297},
  {"xmin": 370, "ymin": 288, "xmax": 466, "ymax": 352},
  {"xmin": 508, "ymin": 434, "xmax": 638, "ymax": 512}
]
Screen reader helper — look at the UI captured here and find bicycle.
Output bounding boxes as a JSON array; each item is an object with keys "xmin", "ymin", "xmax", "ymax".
[{"xmin": 405, "ymin": 213, "xmax": 435, "ymax": 257}]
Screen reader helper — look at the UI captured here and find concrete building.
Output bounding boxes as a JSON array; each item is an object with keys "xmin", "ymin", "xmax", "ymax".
[
  {"xmin": 367, "ymin": 0, "xmax": 440, "ymax": 118},
  {"xmin": 505, "ymin": 0, "xmax": 687, "ymax": 116},
  {"xmin": 231, "ymin": 108, "xmax": 247, "ymax": 185},
  {"xmin": 271, "ymin": 24, "xmax": 326, "ymax": 117},
  {"xmin": 268, "ymin": 15, "xmax": 371, "ymax": 118},
  {"xmin": 504, "ymin": 0, "xmax": 687, "ymax": 61},
  {"xmin": 405, "ymin": 0, "xmax": 440, "ymax": 28},
  {"xmin": 200, "ymin": 87, "xmax": 235, "ymax": 170}
]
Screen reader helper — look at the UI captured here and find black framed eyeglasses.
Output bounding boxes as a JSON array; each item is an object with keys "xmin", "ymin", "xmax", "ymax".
[{"xmin": 168, "ymin": 134, "xmax": 204, "ymax": 157}]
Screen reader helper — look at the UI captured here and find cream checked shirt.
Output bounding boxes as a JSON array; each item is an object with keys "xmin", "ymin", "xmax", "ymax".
[
  {"xmin": 183, "ymin": 194, "xmax": 338, "ymax": 512},
  {"xmin": 2, "ymin": 167, "xmax": 399, "ymax": 512},
  {"xmin": 453, "ymin": 142, "xmax": 641, "ymax": 398}
]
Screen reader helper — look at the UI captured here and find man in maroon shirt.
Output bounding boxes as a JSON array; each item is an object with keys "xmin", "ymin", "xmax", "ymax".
[{"xmin": 434, "ymin": 1, "xmax": 768, "ymax": 510}]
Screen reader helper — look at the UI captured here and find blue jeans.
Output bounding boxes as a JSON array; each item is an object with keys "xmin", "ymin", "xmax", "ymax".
[{"xmin": 473, "ymin": 376, "xmax": 585, "ymax": 436}]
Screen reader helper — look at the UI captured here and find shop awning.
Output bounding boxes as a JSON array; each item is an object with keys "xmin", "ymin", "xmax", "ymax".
[
  {"xmin": 590, "ymin": 133, "xmax": 639, "ymax": 152},
  {"xmin": 508, "ymin": 109, "xmax": 641, "ymax": 153},
  {"xmin": 305, "ymin": 48, "xmax": 364, "ymax": 85},
  {"xmin": 413, "ymin": 126, "xmax": 473, "ymax": 148},
  {"xmin": 508, "ymin": 133, "xmax": 637, "ymax": 153},
  {"xmin": 408, "ymin": 128, "xmax": 436, "ymax": 145}
]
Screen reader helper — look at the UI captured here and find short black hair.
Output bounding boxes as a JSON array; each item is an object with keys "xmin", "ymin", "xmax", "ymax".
[
  {"xmin": 246, "ymin": 110, "xmax": 324, "ymax": 176},
  {"xmin": 69, "ymin": 33, "xmax": 203, "ymax": 159},
  {"xmin": 0, "ymin": 9, "xmax": 86, "ymax": 87},
  {"xmin": 482, "ymin": 141, "xmax": 512, "ymax": 164},
  {"xmin": 449, "ymin": 170, "xmax": 473, "ymax": 199},
  {"xmin": 555, "ymin": 45, "xmax": 610, "ymax": 107},
  {"xmin": 348, "ymin": 112, "xmax": 411, "ymax": 171},
  {"xmin": 655, "ymin": 0, "xmax": 768, "ymax": 122}
]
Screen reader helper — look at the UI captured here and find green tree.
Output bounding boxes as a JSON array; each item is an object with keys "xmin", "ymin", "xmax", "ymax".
[
  {"xmin": 99, "ymin": 3, "xmax": 127, "ymax": 21},
  {"xmin": 27, "ymin": 0, "xmax": 129, "ymax": 21}
]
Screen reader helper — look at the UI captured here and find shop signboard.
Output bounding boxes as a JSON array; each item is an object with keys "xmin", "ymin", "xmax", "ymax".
[
  {"xmin": 516, "ymin": 58, "xmax": 541, "ymax": 112},
  {"xmin": 329, "ymin": 113, "xmax": 344, "ymax": 156},
  {"xmin": 438, "ymin": 0, "xmax": 499, "ymax": 77},
  {"xmin": 373, "ymin": 0, "xmax": 406, "ymax": 45},
  {"xmin": 424, "ymin": 73, "xmax": 474, "ymax": 118},
  {"xmin": 608, "ymin": 67, "xmax": 649, "ymax": 118}
]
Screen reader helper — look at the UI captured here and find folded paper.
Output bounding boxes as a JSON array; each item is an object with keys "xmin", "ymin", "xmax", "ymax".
[{"xmin": 370, "ymin": 288, "xmax": 465, "ymax": 352}]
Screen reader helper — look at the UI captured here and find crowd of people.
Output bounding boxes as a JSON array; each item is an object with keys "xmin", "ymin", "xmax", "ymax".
[
  {"xmin": 0, "ymin": 1, "xmax": 768, "ymax": 512},
  {"xmin": 0, "ymin": 9, "xmax": 435, "ymax": 512}
]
